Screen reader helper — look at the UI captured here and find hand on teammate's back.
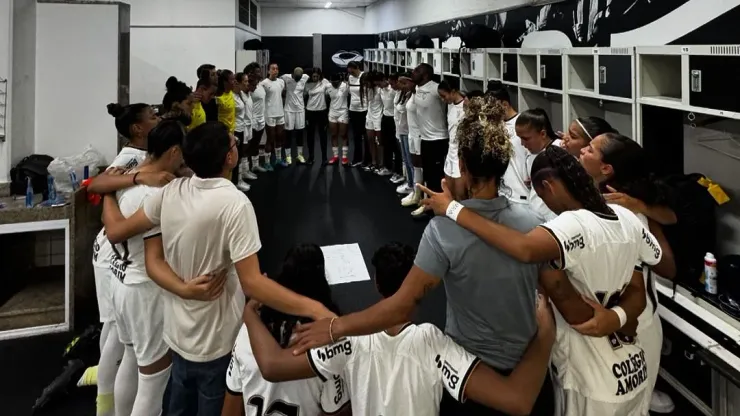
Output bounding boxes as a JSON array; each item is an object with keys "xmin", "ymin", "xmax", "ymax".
[
  {"xmin": 138, "ymin": 171, "xmax": 176, "ymax": 187},
  {"xmin": 535, "ymin": 293, "xmax": 556, "ymax": 346},
  {"xmin": 183, "ymin": 268, "xmax": 228, "ymax": 301},
  {"xmin": 418, "ymin": 179, "xmax": 454, "ymax": 216},
  {"xmin": 603, "ymin": 185, "xmax": 646, "ymax": 215},
  {"xmin": 571, "ymin": 295, "xmax": 623, "ymax": 337},
  {"xmin": 291, "ymin": 318, "xmax": 334, "ymax": 355}
]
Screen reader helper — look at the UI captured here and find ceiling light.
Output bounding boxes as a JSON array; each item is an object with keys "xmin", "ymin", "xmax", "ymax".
[{"xmin": 325, "ymin": 2, "xmax": 332, "ymax": 8}]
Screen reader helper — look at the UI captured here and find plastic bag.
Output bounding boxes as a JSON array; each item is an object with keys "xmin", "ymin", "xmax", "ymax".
[{"xmin": 47, "ymin": 145, "xmax": 106, "ymax": 195}]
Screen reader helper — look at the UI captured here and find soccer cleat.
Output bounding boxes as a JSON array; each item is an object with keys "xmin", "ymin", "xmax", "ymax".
[
  {"xmin": 328, "ymin": 156, "xmax": 339, "ymax": 165},
  {"xmin": 252, "ymin": 164, "xmax": 267, "ymax": 173},
  {"xmin": 391, "ymin": 174, "xmax": 405, "ymax": 184},
  {"xmin": 77, "ymin": 365, "xmax": 98, "ymax": 387},
  {"xmin": 342, "ymin": 157, "xmax": 350, "ymax": 166},
  {"xmin": 296, "ymin": 155, "xmax": 306, "ymax": 164},
  {"xmin": 401, "ymin": 190, "xmax": 420, "ymax": 207},
  {"xmin": 243, "ymin": 170, "xmax": 258, "ymax": 181},
  {"xmin": 285, "ymin": 156, "xmax": 293, "ymax": 165},
  {"xmin": 377, "ymin": 168, "xmax": 392, "ymax": 176},
  {"xmin": 411, "ymin": 205, "xmax": 427, "ymax": 218},
  {"xmin": 237, "ymin": 180, "xmax": 251, "ymax": 192},
  {"xmin": 396, "ymin": 183, "xmax": 413, "ymax": 194}
]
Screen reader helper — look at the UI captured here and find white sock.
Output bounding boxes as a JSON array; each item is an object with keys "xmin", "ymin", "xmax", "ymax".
[
  {"xmin": 98, "ymin": 323, "xmax": 124, "ymax": 395},
  {"xmin": 342, "ymin": 146, "xmax": 348, "ymax": 158},
  {"xmin": 275, "ymin": 148, "xmax": 283, "ymax": 161},
  {"xmin": 414, "ymin": 167, "xmax": 423, "ymax": 185},
  {"xmin": 297, "ymin": 146, "xmax": 304, "ymax": 157},
  {"xmin": 251, "ymin": 156, "xmax": 259, "ymax": 167},
  {"xmin": 332, "ymin": 147, "xmax": 339, "ymax": 157},
  {"xmin": 240, "ymin": 158, "xmax": 249, "ymax": 171},
  {"xmin": 130, "ymin": 365, "xmax": 171, "ymax": 416},
  {"xmin": 265, "ymin": 152, "xmax": 272, "ymax": 164},
  {"xmin": 114, "ymin": 345, "xmax": 138, "ymax": 416}
]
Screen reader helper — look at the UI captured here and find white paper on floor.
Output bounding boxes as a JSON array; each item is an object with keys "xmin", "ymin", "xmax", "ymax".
[{"xmin": 320, "ymin": 243, "xmax": 371, "ymax": 286}]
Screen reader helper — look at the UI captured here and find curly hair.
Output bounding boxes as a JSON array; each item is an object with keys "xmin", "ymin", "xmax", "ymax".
[
  {"xmin": 372, "ymin": 242, "xmax": 416, "ymax": 298},
  {"xmin": 456, "ymin": 95, "xmax": 512, "ymax": 184}
]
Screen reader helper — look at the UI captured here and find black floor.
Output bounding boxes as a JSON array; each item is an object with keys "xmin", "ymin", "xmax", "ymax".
[{"xmin": 0, "ymin": 148, "xmax": 707, "ymax": 416}]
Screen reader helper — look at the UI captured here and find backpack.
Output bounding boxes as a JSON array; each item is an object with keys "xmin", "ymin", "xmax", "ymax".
[
  {"xmin": 460, "ymin": 24, "xmax": 502, "ymax": 49},
  {"xmin": 243, "ymin": 39, "xmax": 264, "ymax": 50},
  {"xmin": 406, "ymin": 33, "xmax": 434, "ymax": 50},
  {"xmin": 661, "ymin": 173, "xmax": 719, "ymax": 286},
  {"xmin": 10, "ymin": 154, "xmax": 54, "ymax": 198}
]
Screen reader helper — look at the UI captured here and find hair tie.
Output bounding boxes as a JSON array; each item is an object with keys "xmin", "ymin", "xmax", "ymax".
[{"xmin": 575, "ymin": 119, "xmax": 593, "ymax": 141}]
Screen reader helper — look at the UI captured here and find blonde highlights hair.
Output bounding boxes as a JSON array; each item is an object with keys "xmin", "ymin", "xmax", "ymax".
[{"xmin": 456, "ymin": 96, "xmax": 513, "ymax": 173}]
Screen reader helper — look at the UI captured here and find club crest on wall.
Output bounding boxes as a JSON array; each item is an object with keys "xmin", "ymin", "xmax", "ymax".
[{"xmin": 332, "ymin": 50, "xmax": 364, "ymax": 68}]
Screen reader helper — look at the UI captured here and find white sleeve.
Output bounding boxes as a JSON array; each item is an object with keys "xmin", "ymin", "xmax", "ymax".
[
  {"xmin": 538, "ymin": 211, "xmax": 587, "ymax": 271},
  {"xmin": 140, "ymin": 187, "xmax": 162, "ymax": 239},
  {"xmin": 107, "ymin": 151, "xmax": 139, "ymax": 170},
  {"xmin": 225, "ymin": 348, "xmax": 243, "ymax": 396},
  {"xmin": 142, "ymin": 187, "xmax": 165, "ymax": 226},
  {"xmin": 638, "ymin": 222, "xmax": 663, "ymax": 266},
  {"xmin": 318, "ymin": 375, "xmax": 350, "ymax": 414},
  {"xmin": 423, "ymin": 325, "xmax": 480, "ymax": 403},
  {"xmin": 224, "ymin": 200, "xmax": 262, "ymax": 264},
  {"xmin": 306, "ymin": 339, "xmax": 353, "ymax": 383}
]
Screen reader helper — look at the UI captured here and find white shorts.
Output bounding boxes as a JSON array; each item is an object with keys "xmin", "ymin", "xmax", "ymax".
[
  {"xmin": 252, "ymin": 119, "xmax": 265, "ymax": 132},
  {"xmin": 408, "ymin": 134, "xmax": 421, "ymax": 155},
  {"xmin": 328, "ymin": 111, "xmax": 348, "ymax": 124},
  {"xmin": 285, "ymin": 111, "xmax": 305, "ymax": 130},
  {"xmin": 556, "ymin": 387, "xmax": 646, "ymax": 416},
  {"xmin": 94, "ymin": 266, "xmax": 115, "ymax": 323},
  {"xmin": 266, "ymin": 116, "xmax": 285, "ymax": 127},
  {"xmin": 637, "ymin": 314, "xmax": 663, "ymax": 415},
  {"xmin": 444, "ymin": 154, "xmax": 461, "ymax": 178},
  {"xmin": 365, "ymin": 117, "xmax": 382, "ymax": 132},
  {"xmin": 112, "ymin": 279, "xmax": 168, "ymax": 367}
]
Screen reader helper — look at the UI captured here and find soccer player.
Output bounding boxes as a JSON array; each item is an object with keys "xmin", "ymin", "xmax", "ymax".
[
  {"xmin": 221, "ymin": 244, "xmax": 349, "ymax": 416},
  {"xmin": 437, "ymin": 80, "xmax": 466, "ymax": 199},
  {"xmin": 347, "ymin": 61, "xmax": 367, "ymax": 166},
  {"xmin": 260, "ymin": 63, "xmax": 288, "ymax": 167},
  {"xmin": 281, "ymin": 67, "xmax": 310, "ymax": 164},
  {"xmin": 326, "ymin": 73, "xmax": 350, "ymax": 165},
  {"xmin": 244, "ymin": 242, "xmax": 555, "ymax": 416}
]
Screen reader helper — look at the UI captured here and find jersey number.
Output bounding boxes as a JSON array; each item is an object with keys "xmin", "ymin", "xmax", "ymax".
[
  {"xmin": 594, "ymin": 289, "xmax": 636, "ymax": 350},
  {"xmin": 247, "ymin": 396, "xmax": 299, "ymax": 416}
]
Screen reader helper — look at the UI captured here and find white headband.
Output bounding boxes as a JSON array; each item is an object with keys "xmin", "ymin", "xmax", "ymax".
[{"xmin": 575, "ymin": 119, "xmax": 593, "ymax": 141}]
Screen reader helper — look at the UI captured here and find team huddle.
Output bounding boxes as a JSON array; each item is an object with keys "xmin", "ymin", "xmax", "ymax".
[{"xmin": 81, "ymin": 59, "xmax": 677, "ymax": 416}]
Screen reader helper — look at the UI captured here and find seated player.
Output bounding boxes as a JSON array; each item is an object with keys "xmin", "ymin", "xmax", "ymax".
[
  {"xmin": 222, "ymin": 244, "xmax": 349, "ymax": 416},
  {"xmin": 243, "ymin": 242, "xmax": 555, "ymax": 416}
]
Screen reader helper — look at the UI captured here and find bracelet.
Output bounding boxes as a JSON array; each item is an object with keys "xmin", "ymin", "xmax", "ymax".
[
  {"xmin": 446, "ymin": 201, "xmax": 464, "ymax": 222},
  {"xmin": 329, "ymin": 317, "xmax": 338, "ymax": 343},
  {"xmin": 132, "ymin": 172, "xmax": 140, "ymax": 185},
  {"xmin": 611, "ymin": 306, "xmax": 628, "ymax": 329}
]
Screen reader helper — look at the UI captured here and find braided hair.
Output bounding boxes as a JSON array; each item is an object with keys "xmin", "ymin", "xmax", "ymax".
[
  {"xmin": 396, "ymin": 72, "xmax": 413, "ymax": 105},
  {"xmin": 531, "ymin": 145, "xmax": 613, "ymax": 216},
  {"xmin": 456, "ymin": 95, "xmax": 512, "ymax": 185}
]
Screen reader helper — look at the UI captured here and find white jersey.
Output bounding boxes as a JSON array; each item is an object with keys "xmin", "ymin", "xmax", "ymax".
[
  {"xmin": 380, "ymin": 86, "xmax": 396, "ymax": 117},
  {"xmin": 251, "ymin": 84, "xmax": 266, "ymax": 123},
  {"xmin": 110, "ymin": 182, "xmax": 161, "ymax": 285},
  {"xmin": 234, "ymin": 91, "xmax": 247, "ymax": 133},
  {"xmin": 227, "ymin": 325, "xmax": 348, "ymax": 416},
  {"xmin": 327, "ymin": 82, "xmax": 349, "ymax": 115},
  {"xmin": 242, "ymin": 91, "xmax": 253, "ymax": 128},
  {"xmin": 394, "ymin": 96, "xmax": 409, "ymax": 137},
  {"xmin": 260, "ymin": 78, "xmax": 286, "ymax": 118},
  {"xmin": 308, "ymin": 323, "xmax": 479, "ymax": 416},
  {"xmin": 282, "ymin": 74, "xmax": 309, "ymax": 113},
  {"xmin": 348, "ymin": 72, "xmax": 366, "ymax": 112},
  {"xmin": 366, "ymin": 87, "xmax": 383, "ymax": 122},
  {"xmin": 92, "ymin": 147, "xmax": 148, "ymax": 270},
  {"xmin": 500, "ymin": 114, "xmax": 530, "ymax": 204},
  {"xmin": 526, "ymin": 139, "xmax": 563, "ymax": 221},
  {"xmin": 414, "ymin": 81, "xmax": 448, "ymax": 141},
  {"xmin": 306, "ymin": 79, "xmax": 330, "ymax": 111},
  {"xmin": 635, "ymin": 213, "xmax": 660, "ymax": 330},
  {"xmin": 540, "ymin": 204, "xmax": 663, "ymax": 403},
  {"xmin": 406, "ymin": 95, "xmax": 419, "ymax": 140},
  {"xmin": 446, "ymin": 100, "xmax": 466, "ymax": 161}
]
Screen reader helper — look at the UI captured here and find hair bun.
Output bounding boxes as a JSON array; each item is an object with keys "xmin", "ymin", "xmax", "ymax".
[
  {"xmin": 165, "ymin": 76, "xmax": 180, "ymax": 90},
  {"xmin": 107, "ymin": 103, "xmax": 125, "ymax": 118}
]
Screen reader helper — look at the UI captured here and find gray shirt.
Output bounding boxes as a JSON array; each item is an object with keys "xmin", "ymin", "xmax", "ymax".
[{"xmin": 414, "ymin": 197, "xmax": 543, "ymax": 370}]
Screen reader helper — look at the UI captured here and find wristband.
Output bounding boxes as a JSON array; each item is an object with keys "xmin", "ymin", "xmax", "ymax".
[
  {"xmin": 133, "ymin": 172, "xmax": 140, "ymax": 185},
  {"xmin": 611, "ymin": 306, "xmax": 628, "ymax": 329},
  {"xmin": 445, "ymin": 201, "xmax": 464, "ymax": 222}
]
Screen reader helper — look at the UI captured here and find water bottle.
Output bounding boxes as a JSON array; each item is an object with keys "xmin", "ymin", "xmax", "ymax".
[
  {"xmin": 47, "ymin": 175, "xmax": 57, "ymax": 203},
  {"xmin": 704, "ymin": 252, "xmax": 718, "ymax": 295},
  {"xmin": 25, "ymin": 177, "xmax": 34, "ymax": 208}
]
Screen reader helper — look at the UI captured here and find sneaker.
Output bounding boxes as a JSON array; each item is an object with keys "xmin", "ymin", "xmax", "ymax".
[
  {"xmin": 411, "ymin": 206, "xmax": 427, "ymax": 218},
  {"xmin": 242, "ymin": 170, "xmax": 258, "ymax": 181},
  {"xmin": 263, "ymin": 163, "xmax": 274, "ymax": 172},
  {"xmin": 296, "ymin": 155, "xmax": 306, "ymax": 164},
  {"xmin": 363, "ymin": 164, "xmax": 374, "ymax": 172},
  {"xmin": 77, "ymin": 365, "xmax": 98, "ymax": 387},
  {"xmin": 252, "ymin": 164, "xmax": 267, "ymax": 173},
  {"xmin": 391, "ymin": 174, "xmax": 405, "ymax": 184},
  {"xmin": 328, "ymin": 156, "xmax": 339, "ymax": 165},
  {"xmin": 285, "ymin": 156, "xmax": 293, "ymax": 166},
  {"xmin": 342, "ymin": 157, "xmax": 350, "ymax": 166},
  {"xmin": 236, "ymin": 180, "xmax": 251, "ymax": 192},
  {"xmin": 396, "ymin": 183, "xmax": 413, "ymax": 194},
  {"xmin": 401, "ymin": 190, "xmax": 420, "ymax": 207},
  {"xmin": 650, "ymin": 391, "xmax": 675, "ymax": 414},
  {"xmin": 377, "ymin": 167, "xmax": 392, "ymax": 176},
  {"xmin": 351, "ymin": 161, "xmax": 363, "ymax": 168},
  {"xmin": 273, "ymin": 160, "xmax": 288, "ymax": 169}
]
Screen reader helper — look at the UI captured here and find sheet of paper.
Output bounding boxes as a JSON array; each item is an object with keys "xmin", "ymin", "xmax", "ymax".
[{"xmin": 320, "ymin": 243, "xmax": 371, "ymax": 286}]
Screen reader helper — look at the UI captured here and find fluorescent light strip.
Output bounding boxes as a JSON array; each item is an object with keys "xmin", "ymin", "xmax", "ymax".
[{"xmin": 325, "ymin": 1, "xmax": 332, "ymax": 7}]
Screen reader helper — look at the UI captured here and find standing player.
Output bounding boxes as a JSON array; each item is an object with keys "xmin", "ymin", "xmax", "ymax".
[
  {"xmin": 326, "ymin": 73, "xmax": 350, "ymax": 165},
  {"xmin": 419, "ymin": 145, "xmax": 667, "ymax": 416},
  {"xmin": 244, "ymin": 63, "xmax": 269, "ymax": 172},
  {"xmin": 244, "ymin": 243, "xmax": 556, "ymax": 416},
  {"xmin": 347, "ymin": 62, "xmax": 367, "ymax": 166},
  {"xmin": 221, "ymin": 244, "xmax": 349, "ymax": 416},
  {"xmin": 437, "ymin": 81, "xmax": 466, "ymax": 199},
  {"xmin": 260, "ymin": 63, "xmax": 288, "ymax": 168},
  {"xmin": 281, "ymin": 67, "xmax": 310, "ymax": 164}
]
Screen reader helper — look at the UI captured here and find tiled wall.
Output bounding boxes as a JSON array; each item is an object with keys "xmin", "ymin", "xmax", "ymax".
[{"xmin": 34, "ymin": 229, "xmax": 65, "ymax": 267}]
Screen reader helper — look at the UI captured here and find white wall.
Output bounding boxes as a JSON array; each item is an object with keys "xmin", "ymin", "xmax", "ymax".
[
  {"xmin": 261, "ymin": 7, "xmax": 366, "ymax": 36},
  {"xmin": 128, "ymin": 0, "xmax": 236, "ymax": 26},
  {"xmin": 35, "ymin": 3, "xmax": 120, "ymax": 162},
  {"xmin": 0, "ymin": 0, "xmax": 11, "ymax": 182},
  {"xmin": 365, "ymin": 0, "xmax": 531, "ymax": 33},
  {"xmin": 11, "ymin": 0, "xmax": 35, "ymax": 167}
]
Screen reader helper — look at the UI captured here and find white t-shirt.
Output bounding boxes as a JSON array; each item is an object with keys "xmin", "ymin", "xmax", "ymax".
[
  {"xmin": 143, "ymin": 176, "xmax": 261, "ymax": 362},
  {"xmin": 260, "ymin": 78, "xmax": 286, "ymax": 118},
  {"xmin": 348, "ymin": 72, "xmax": 366, "ymax": 112},
  {"xmin": 540, "ymin": 204, "xmax": 662, "ymax": 403},
  {"xmin": 414, "ymin": 81, "xmax": 448, "ymax": 141},
  {"xmin": 366, "ymin": 87, "xmax": 384, "ymax": 122},
  {"xmin": 446, "ymin": 100, "xmax": 466, "ymax": 162},
  {"xmin": 110, "ymin": 183, "xmax": 161, "ymax": 285},
  {"xmin": 500, "ymin": 114, "xmax": 529, "ymax": 204},
  {"xmin": 327, "ymin": 82, "xmax": 349, "ymax": 116},
  {"xmin": 234, "ymin": 92, "xmax": 247, "ymax": 133},
  {"xmin": 251, "ymin": 84, "xmax": 266, "ymax": 123},
  {"xmin": 282, "ymin": 74, "xmax": 309, "ymax": 113},
  {"xmin": 227, "ymin": 325, "xmax": 349, "ymax": 416},
  {"xmin": 242, "ymin": 91, "xmax": 253, "ymax": 127},
  {"xmin": 380, "ymin": 86, "xmax": 396, "ymax": 117},
  {"xmin": 307, "ymin": 323, "xmax": 480, "ymax": 416},
  {"xmin": 394, "ymin": 96, "xmax": 409, "ymax": 137},
  {"xmin": 526, "ymin": 139, "xmax": 563, "ymax": 221},
  {"xmin": 92, "ymin": 147, "xmax": 148, "ymax": 270},
  {"xmin": 406, "ymin": 95, "xmax": 419, "ymax": 140},
  {"xmin": 306, "ymin": 79, "xmax": 331, "ymax": 112}
]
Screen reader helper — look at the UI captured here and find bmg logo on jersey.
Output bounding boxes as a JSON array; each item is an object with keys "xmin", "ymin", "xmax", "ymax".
[
  {"xmin": 435, "ymin": 354, "xmax": 460, "ymax": 390},
  {"xmin": 642, "ymin": 228, "xmax": 661, "ymax": 260},
  {"xmin": 317, "ymin": 340, "xmax": 352, "ymax": 361},
  {"xmin": 612, "ymin": 350, "xmax": 648, "ymax": 396},
  {"xmin": 564, "ymin": 234, "xmax": 585, "ymax": 252},
  {"xmin": 332, "ymin": 374, "xmax": 344, "ymax": 405}
]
